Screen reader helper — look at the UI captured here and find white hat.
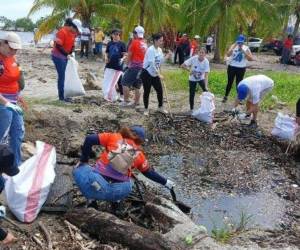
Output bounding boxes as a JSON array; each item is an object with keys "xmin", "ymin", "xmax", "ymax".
[
  {"xmin": 72, "ymin": 19, "xmax": 82, "ymax": 33},
  {"xmin": 134, "ymin": 26, "xmax": 144, "ymax": 38},
  {"xmin": 194, "ymin": 35, "xmax": 200, "ymax": 39},
  {"xmin": 0, "ymin": 32, "xmax": 22, "ymax": 50}
]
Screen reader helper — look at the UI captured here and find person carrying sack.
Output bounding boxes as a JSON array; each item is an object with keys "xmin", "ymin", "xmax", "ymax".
[
  {"xmin": 0, "ymin": 144, "xmax": 19, "ymax": 245},
  {"xmin": 73, "ymin": 126, "xmax": 175, "ymax": 202}
]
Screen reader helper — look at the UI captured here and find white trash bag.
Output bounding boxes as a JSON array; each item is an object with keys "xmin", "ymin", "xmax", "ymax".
[
  {"xmin": 5, "ymin": 141, "xmax": 56, "ymax": 223},
  {"xmin": 64, "ymin": 57, "xmax": 86, "ymax": 98},
  {"xmin": 271, "ymin": 112, "xmax": 299, "ymax": 141},
  {"xmin": 102, "ymin": 68, "xmax": 122, "ymax": 102},
  {"xmin": 192, "ymin": 92, "xmax": 215, "ymax": 124}
]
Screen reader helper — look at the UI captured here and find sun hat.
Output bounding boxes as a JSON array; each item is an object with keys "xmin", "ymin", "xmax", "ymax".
[
  {"xmin": 0, "ymin": 144, "xmax": 19, "ymax": 176},
  {"xmin": 72, "ymin": 19, "xmax": 82, "ymax": 33},
  {"xmin": 236, "ymin": 34, "xmax": 245, "ymax": 44},
  {"xmin": 237, "ymin": 84, "xmax": 249, "ymax": 100},
  {"xmin": 134, "ymin": 26, "xmax": 144, "ymax": 38},
  {"xmin": 194, "ymin": 35, "xmax": 200, "ymax": 39},
  {"xmin": 0, "ymin": 32, "xmax": 22, "ymax": 50},
  {"xmin": 130, "ymin": 125, "xmax": 146, "ymax": 141}
]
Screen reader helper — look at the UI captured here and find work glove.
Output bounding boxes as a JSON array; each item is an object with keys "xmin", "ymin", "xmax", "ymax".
[
  {"xmin": 165, "ymin": 179, "xmax": 175, "ymax": 190},
  {"xmin": 0, "ymin": 205, "xmax": 6, "ymax": 219},
  {"xmin": 5, "ymin": 102, "xmax": 23, "ymax": 116}
]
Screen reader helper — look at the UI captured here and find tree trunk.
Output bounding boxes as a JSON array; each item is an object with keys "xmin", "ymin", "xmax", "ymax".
[
  {"xmin": 213, "ymin": 24, "xmax": 221, "ymax": 63},
  {"xmin": 66, "ymin": 208, "xmax": 176, "ymax": 250},
  {"xmin": 139, "ymin": 0, "xmax": 145, "ymax": 26},
  {"xmin": 293, "ymin": 13, "xmax": 300, "ymax": 38}
]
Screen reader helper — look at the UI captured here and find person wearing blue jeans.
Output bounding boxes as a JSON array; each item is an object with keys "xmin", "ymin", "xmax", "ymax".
[{"xmin": 51, "ymin": 55, "xmax": 68, "ymax": 100}]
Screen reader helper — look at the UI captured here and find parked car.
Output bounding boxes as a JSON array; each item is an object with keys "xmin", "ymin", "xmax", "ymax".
[
  {"xmin": 291, "ymin": 37, "xmax": 300, "ymax": 64},
  {"xmin": 247, "ymin": 37, "xmax": 263, "ymax": 52}
]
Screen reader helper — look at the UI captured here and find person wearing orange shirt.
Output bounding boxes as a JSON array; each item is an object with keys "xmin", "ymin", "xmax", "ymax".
[
  {"xmin": 51, "ymin": 18, "xmax": 82, "ymax": 101},
  {"xmin": 121, "ymin": 26, "xmax": 147, "ymax": 108},
  {"xmin": 73, "ymin": 126, "xmax": 175, "ymax": 202},
  {"xmin": 190, "ymin": 35, "xmax": 200, "ymax": 57},
  {"xmin": 0, "ymin": 32, "xmax": 24, "ymax": 167}
]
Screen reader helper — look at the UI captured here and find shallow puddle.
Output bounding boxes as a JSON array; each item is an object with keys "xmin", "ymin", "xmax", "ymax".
[{"xmin": 158, "ymin": 154, "xmax": 287, "ymax": 234}]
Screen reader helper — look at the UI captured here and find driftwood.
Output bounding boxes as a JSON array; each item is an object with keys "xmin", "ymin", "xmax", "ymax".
[
  {"xmin": 38, "ymin": 222, "xmax": 53, "ymax": 250},
  {"xmin": 66, "ymin": 208, "xmax": 177, "ymax": 250}
]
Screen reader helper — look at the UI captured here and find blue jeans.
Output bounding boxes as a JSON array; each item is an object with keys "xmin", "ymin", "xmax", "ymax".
[
  {"xmin": 52, "ymin": 55, "xmax": 68, "ymax": 100},
  {"xmin": 73, "ymin": 164, "xmax": 132, "ymax": 202},
  {"xmin": 0, "ymin": 104, "xmax": 24, "ymax": 167},
  {"xmin": 95, "ymin": 42, "xmax": 103, "ymax": 55}
]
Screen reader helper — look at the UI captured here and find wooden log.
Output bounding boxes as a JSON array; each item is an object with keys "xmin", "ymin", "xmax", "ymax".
[{"xmin": 66, "ymin": 208, "xmax": 177, "ymax": 250}]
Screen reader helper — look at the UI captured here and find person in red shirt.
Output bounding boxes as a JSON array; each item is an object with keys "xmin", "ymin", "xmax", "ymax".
[
  {"xmin": 0, "ymin": 32, "xmax": 24, "ymax": 167},
  {"xmin": 281, "ymin": 34, "xmax": 293, "ymax": 66},
  {"xmin": 51, "ymin": 18, "xmax": 82, "ymax": 101},
  {"xmin": 190, "ymin": 35, "xmax": 201, "ymax": 57},
  {"xmin": 121, "ymin": 26, "xmax": 147, "ymax": 108},
  {"xmin": 73, "ymin": 126, "xmax": 175, "ymax": 202}
]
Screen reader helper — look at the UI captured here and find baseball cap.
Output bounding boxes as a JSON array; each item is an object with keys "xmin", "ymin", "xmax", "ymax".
[
  {"xmin": 72, "ymin": 19, "xmax": 82, "ymax": 33},
  {"xmin": 237, "ymin": 84, "xmax": 249, "ymax": 100},
  {"xmin": 236, "ymin": 34, "xmax": 245, "ymax": 44},
  {"xmin": 130, "ymin": 125, "xmax": 146, "ymax": 141},
  {"xmin": 0, "ymin": 144, "xmax": 19, "ymax": 176},
  {"xmin": 111, "ymin": 29, "xmax": 121, "ymax": 35},
  {"xmin": 0, "ymin": 32, "xmax": 22, "ymax": 50},
  {"xmin": 134, "ymin": 26, "xmax": 144, "ymax": 38}
]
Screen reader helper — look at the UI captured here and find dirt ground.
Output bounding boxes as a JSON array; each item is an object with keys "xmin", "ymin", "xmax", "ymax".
[{"xmin": 1, "ymin": 48, "xmax": 299, "ymax": 250}]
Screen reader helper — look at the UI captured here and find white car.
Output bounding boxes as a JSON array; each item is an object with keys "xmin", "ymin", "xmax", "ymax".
[
  {"xmin": 291, "ymin": 37, "xmax": 300, "ymax": 64},
  {"xmin": 247, "ymin": 37, "xmax": 263, "ymax": 52}
]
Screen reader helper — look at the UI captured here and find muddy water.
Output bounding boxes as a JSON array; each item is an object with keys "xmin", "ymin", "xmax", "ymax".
[{"xmin": 158, "ymin": 154, "xmax": 288, "ymax": 234}]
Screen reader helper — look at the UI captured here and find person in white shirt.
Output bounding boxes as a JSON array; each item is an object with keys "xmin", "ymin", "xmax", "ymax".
[
  {"xmin": 206, "ymin": 36, "xmax": 213, "ymax": 53},
  {"xmin": 141, "ymin": 33, "xmax": 171, "ymax": 116},
  {"xmin": 181, "ymin": 47, "xmax": 210, "ymax": 111},
  {"xmin": 223, "ymin": 34, "xmax": 254, "ymax": 103},
  {"xmin": 80, "ymin": 25, "xmax": 91, "ymax": 58},
  {"xmin": 233, "ymin": 74, "xmax": 274, "ymax": 128}
]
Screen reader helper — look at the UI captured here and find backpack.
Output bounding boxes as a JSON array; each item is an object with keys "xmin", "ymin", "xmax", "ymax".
[{"xmin": 108, "ymin": 140, "xmax": 139, "ymax": 175}]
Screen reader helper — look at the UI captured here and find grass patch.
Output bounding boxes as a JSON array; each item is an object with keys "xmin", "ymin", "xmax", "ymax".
[{"xmin": 163, "ymin": 69, "xmax": 300, "ymax": 111}]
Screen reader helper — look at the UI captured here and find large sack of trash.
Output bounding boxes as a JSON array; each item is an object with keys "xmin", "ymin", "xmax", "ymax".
[
  {"xmin": 5, "ymin": 141, "xmax": 56, "ymax": 223},
  {"xmin": 102, "ymin": 68, "xmax": 122, "ymax": 102},
  {"xmin": 64, "ymin": 57, "xmax": 86, "ymax": 98},
  {"xmin": 192, "ymin": 92, "xmax": 215, "ymax": 124},
  {"xmin": 271, "ymin": 112, "xmax": 299, "ymax": 141}
]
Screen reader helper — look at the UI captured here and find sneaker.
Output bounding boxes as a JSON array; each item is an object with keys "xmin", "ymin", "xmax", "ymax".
[
  {"xmin": 143, "ymin": 109, "xmax": 149, "ymax": 116},
  {"xmin": 248, "ymin": 120, "xmax": 258, "ymax": 129},
  {"xmin": 64, "ymin": 98, "xmax": 73, "ymax": 103},
  {"xmin": 222, "ymin": 96, "xmax": 228, "ymax": 103},
  {"xmin": 120, "ymin": 101, "xmax": 133, "ymax": 108},
  {"xmin": 157, "ymin": 107, "xmax": 168, "ymax": 114},
  {"xmin": 119, "ymin": 95, "xmax": 124, "ymax": 102},
  {"xmin": 134, "ymin": 103, "xmax": 141, "ymax": 110}
]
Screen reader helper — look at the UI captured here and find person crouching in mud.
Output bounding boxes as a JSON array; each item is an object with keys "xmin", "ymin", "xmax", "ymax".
[{"xmin": 73, "ymin": 126, "xmax": 175, "ymax": 203}]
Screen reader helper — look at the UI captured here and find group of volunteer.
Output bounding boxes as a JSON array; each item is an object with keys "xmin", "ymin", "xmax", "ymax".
[{"xmin": 0, "ymin": 16, "xmax": 300, "ymax": 246}]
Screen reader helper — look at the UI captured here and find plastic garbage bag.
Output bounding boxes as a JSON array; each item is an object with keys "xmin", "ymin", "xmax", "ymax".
[
  {"xmin": 271, "ymin": 112, "xmax": 299, "ymax": 141},
  {"xmin": 5, "ymin": 141, "xmax": 56, "ymax": 223},
  {"xmin": 192, "ymin": 92, "xmax": 215, "ymax": 124},
  {"xmin": 102, "ymin": 68, "xmax": 122, "ymax": 102},
  {"xmin": 64, "ymin": 57, "xmax": 86, "ymax": 98}
]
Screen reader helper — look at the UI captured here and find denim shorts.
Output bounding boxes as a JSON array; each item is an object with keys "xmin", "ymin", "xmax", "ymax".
[
  {"xmin": 73, "ymin": 164, "xmax": 132, "ymax": 202},
  {"xmin": 121, "ymin": 67, "xmax": 143, "ymax": 89}
]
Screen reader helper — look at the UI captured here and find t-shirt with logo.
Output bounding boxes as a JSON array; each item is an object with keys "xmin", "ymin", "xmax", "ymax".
[
  {"xmin": 80, "ymin": 27, "xmax": 91, "ymax": 41},
  {"xmin": 128, "ymin": 38, "xmax": 147, "ymax": 68},
  {"xmin": 143, "ymin": 45, "xmax": 164, "ymax": 77},
  {"xmin": 52, "ymin": 26, "xmax": 77, "ymax": 59},
  {"xmin": 229, "ymin": 45, "xmax": 250, "ymax": 68},
  {"xmin": 95, "ymin": 132, "xmax": 149, "ymax": 181},
  {"xmin": 105, "ymin": 41, "xmax": 126, "ymax": 71},
  {"xmin": 183, "ymin": 56, "xmax": 210, "ymax": 82},
  {"xmin": 238, "ymin": 75, "xmax": 274, "ymax": 104},
  {"xmin": 0, "ymin": 54, "xmax": 20, "ymax": 103}
]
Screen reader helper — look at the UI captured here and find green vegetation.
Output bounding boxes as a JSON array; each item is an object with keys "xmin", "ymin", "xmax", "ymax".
[{"xmin": 163, "ymin": 68, "xmax": 300, "ymax": 110}]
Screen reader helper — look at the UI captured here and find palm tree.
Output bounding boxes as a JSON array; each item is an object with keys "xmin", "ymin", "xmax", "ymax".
[
  {"xmin": 183, "ymin": 0, "xmax": 283, "ymax": 62},
  {"xmin": 28, "ymin": 0, "xmax": 124, "ymax": 40}
]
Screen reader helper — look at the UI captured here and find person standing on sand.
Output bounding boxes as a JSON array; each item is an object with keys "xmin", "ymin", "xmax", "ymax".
[
  {"xmin": 94, "ymin": 27, "xmax": 105, "ymax": 59},
  {"xmin": 222, "ymin": 35, "xmax": 253, "ymax": 103},
  {"xmin": 51, "ymin": 18, "xmax": 82, "ymax": 102},
  {"xmin": 80, "ymin": 24, "xmax": 91, "ymax": 58},
  {"xmin": 0, "ymin": 32, "xmax": 24, "ymax": 167}
]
